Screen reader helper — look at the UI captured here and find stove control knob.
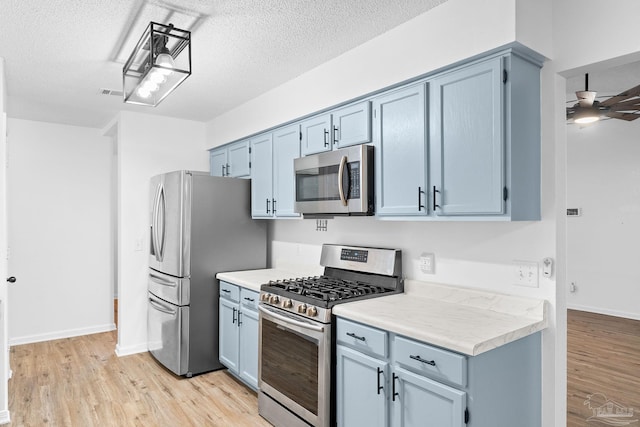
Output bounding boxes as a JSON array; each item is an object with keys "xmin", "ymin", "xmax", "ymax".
[
  {"xmin": 269, "ymin": 295, "xmax": 280, "ymax": 305},
  {"xmin": 307, "ymin": 306, "xmax": 318, "ymax": 317},
  {"xmin": 297, "ymin": 304, "xmax": 307, "ymax": 314},
  {"xmin": 260, "ymin": 293, "xmax": 270, "ymax": 302},
  {"xmin": 283, "ymin": 299, "xmax": 293, "ymax": 309}
]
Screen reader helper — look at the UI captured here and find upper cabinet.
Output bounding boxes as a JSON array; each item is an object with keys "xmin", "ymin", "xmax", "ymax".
[
  {"xmin": 250, "ymin": 124, "xmax": 301, "ymax": 219},
  {"xmin": 374, "ymin": 51, "xmax": 541, "ymax": 221},
  {"xmin": 373, "ymin": 83, "xmax": 427, "ymax": 216},
  {"xmin": 209, "ymin": 140, "xmax": 251, "ymax": 178},
  {"xmin": 301, "ymin": 101, "xmax": 372, "ymax": 156}
]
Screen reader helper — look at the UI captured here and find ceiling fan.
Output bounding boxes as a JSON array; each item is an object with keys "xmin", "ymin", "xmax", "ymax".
[{"xmin": 566, "ymin": 73, "xmax": 640, "ymax": 124}]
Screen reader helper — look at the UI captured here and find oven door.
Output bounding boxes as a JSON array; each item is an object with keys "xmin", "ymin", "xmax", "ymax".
[{"xmin": 258, "ymin": 304, "xmax": 331, "ymax": 427}]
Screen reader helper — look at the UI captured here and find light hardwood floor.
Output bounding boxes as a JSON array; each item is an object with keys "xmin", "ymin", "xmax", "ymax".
[
  {"xmin": 8, "ymin": 331, "xmax": 272, "ymax": 426},
  {"xmin": 567, "ymin": 309, "xmax": 640, "ymax": 426}
]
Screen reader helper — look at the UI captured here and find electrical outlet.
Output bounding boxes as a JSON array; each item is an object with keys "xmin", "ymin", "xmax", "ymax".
[
  {"xmin": 513, "ymin": 261, "xmax": 538, "ymax": 287},
  {"xmin": 420, "ymin": 253, "xmax": 435, "ymax": 274}
]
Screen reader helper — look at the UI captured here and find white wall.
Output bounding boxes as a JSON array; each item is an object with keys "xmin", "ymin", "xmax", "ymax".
[
  {"xmin": 566, "ymin": 119, "xmax": 640, "ymax": 320},
  {"xmin": 206, "ymin": 0, "xmax": 556, "ymax": 149},
  {"xmin": 114, "ymin": 111, "xmax": 208, "ymax": 356},
  {"xmin": 7, "ymin": 119, "xmax": 112, "ymax": 344},
  {"xmin": 0, "ymin": 56, "xmax": 10, "ymax": 424}
]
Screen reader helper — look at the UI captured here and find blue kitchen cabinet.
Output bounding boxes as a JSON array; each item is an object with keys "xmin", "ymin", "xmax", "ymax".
[
  {"xmin": 301, "ymin": 113, "xmax": 332, "ymax": 156},
  {"xmin": 218, "ymin": 281, "xmax": 260, "ymax": 390},
  {"xmin": 250, "ymin": 133, "xmax": 274, "ymax": 218},
  {"xmin": 335, "ymin": 317, "xmax": 542, "ymax": 427},
  {"xmin": 301, "ymin": 101, "xmax": 372, "ymax": 155},
  {"xmin": 209, "ymin": 140, "xmax": 251, "ymax": 177},
  {"xmin": 219, "ymin": 283, "xmax": 240, "ymax": 372},
  {"xmin": 238, "ymin": 288, "xmax": 259, "ymax": 389},
  {"xmin": 392, "ymin": 367, "xmax": 465, "ymax": 427},
  {"xmin": 429, "ymin": 57, "xmax": 504, "ymax": 216},
  {"xmin": 250, "ymin": 125, "xmax": 300, "ymax": 218},
  {"xmin": 336, "ymin": 345, "xmax": 388, "ymax": 427},
  {"xmin": 373, "ymin": 83, "xmax": 428, "ymax": 216},
  {"xmin": 333, "ymin": 101, "xmax": 372, "ymax": 149},
  {"xmin": 210, "ymin": 148, "xmax": 227, "ymax": 177}
]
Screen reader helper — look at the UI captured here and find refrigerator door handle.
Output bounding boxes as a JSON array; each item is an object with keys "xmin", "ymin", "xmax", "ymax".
[
  {"xmin": 149, "ymin": 297, "xmax": 177, "ymax": 316},
  {"xmin": 155, "ymin": 184, "xmax": 166, "ymax": 262},
  {"xmin": 149, "ymin": 273, "xmax": 178, "ymax": 288},
  {"xmin": 151, "ymin": 183, "xmax": 163, "ymax": 262}
]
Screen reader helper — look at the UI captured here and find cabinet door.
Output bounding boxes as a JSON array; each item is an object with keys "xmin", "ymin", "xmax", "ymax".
[
  {"xmin": 250, "ymin": 134, "xmax": 274, "ymax": 218},
  {"xmin": 373, "ymin": 84, "xmax": 428, "ymax": 216},
  {"xmin": 301, "ymin": 113, "xmax": 332, "ymax": 155},
  {"xmin": 227, "ymin": 140, "xmax": 251, "ymax": 177},
  {"xmin": 210, "ymin": 148, "xmax": 227, "ymax": 177},
  {"xmin": 430, "ymin": 57, "xmax": 504, "ymax": 216},
  {"xmin": 334, "ymin": 101, "xmax": 372, "ymax": 149},
  {"xmin": 392, "ymin": 366, "xmax": 466, "ymax": 427},
  {"xmin": 238, "ymin": 307, "xmax": 259, "ymax": 390},
  {"xmin": 336, "ymin": 345, "xmax": 388, "ymax": 427},
  {"xmin": 272, "ymin": 124, "xmax": 301, "ymax": 217},
  {"xmin": 219, "ymin": 298, "xmax": 239, "ymax": 373}
]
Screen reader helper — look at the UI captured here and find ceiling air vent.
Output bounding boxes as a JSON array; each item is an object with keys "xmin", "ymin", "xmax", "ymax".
[{"xmin": 99, "ymin": 88, "xmax": 124, "ymax": 97}]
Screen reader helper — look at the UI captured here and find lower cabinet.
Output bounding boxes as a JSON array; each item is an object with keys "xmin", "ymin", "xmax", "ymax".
[
  {"xmin": 218, "ymin": 281, "xmax": 260, "ymax": 390},
  {"xmin": 336, "ymin": 317, "xmax": 541, "ymax": 427}
]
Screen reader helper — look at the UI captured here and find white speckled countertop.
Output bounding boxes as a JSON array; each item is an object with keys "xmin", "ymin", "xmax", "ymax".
[
  {"xmin": 332, "ymin": 280, "xmax": 548, "ymax": 356},
  {"xmin": 216, "ymin": 268, "xmax": 320, "ymax": 292}
]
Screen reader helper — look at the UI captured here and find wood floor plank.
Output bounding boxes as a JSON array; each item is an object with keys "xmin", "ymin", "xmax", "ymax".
[
  {"xmin": 567, "ymin": 309, "xmax": 640, "ymax": 427},
  {"xmin": 8, "ymin": 331, "xmax": 272, "ymax": 426}
]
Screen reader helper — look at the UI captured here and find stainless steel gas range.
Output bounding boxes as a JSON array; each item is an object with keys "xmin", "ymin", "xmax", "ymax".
[{"xmin": 258, "ymin": 244, "xmax": 403, "ymax": 427}]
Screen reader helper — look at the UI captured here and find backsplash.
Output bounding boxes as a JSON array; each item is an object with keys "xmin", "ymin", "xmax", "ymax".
[{"xmin": 268, "ymin": 216, "xmax": 555, "ymax": 300}]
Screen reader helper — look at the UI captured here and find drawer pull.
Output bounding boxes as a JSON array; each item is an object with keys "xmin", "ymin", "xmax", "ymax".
[
  {"xmin": 221, "ymin": 289, "xmax": 231, "ymax": 293},
  {"xmin": 346, "ymin": 332, "xmax": 366, "ymax": 341},
  {"xmin": 243, "ymin": 297, "xmax": 255, "ymax": 302},
  {"xmin": 410, "ymin": 354, "xmax": 436, "ymax": 366}
]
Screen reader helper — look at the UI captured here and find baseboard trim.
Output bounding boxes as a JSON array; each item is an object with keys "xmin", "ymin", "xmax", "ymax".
[
  {"xmin": 0, "ymin": 409, "xmax": 10, "ymax": 424},
  {"xmin": 9, "ymin": 323, "xmax": 116, "ymax": 346},
  {"xmin": 115, "ymin": 342, "xmax": 148, "ymax": 357},
  {"xmin": 567, "ymin": 304, "xmax": 640, "ymax": 321}
]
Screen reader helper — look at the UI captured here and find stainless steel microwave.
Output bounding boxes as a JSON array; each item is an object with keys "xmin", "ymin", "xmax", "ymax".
[{"xmin": 293, "ymin": 145, "xmax": 374, "ymax": 216}]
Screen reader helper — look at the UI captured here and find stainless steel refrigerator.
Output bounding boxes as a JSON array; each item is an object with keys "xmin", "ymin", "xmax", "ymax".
[{"xmin": 147, "ymin": 170, "xmax": 266, "ymax": 377}]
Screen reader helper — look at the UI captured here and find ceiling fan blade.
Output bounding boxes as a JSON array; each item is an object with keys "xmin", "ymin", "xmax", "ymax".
[
  {"xmin": 600, "ymin": 83, "xmax": 640, "ymax": 107},
  {"xmin": 607, "ymin": 98, "xmax": 640, "ymax": 111},
  {"xmin": 605, "ymin": 111, "xmax": 640, "ymax": 121},
  {"xmin": 575, "ymin": 90, "xmax": 596, "ymax": 107}
]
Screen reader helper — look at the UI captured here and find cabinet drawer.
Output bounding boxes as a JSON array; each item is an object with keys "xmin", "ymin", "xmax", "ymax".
[
  {"xmin": 336, "ymin": 318, "xmax": 387, "ymax": 359},
  {"xmin": 393, "ymin": 336, "xmax": 467, "ymax": 387},
  {"xmin": 219, "ymin": 281, "xmax": 239, "ymax": 302},
  {"xmin": 240, "ymin": 288, "xmax": 259, "ymax": 311}
]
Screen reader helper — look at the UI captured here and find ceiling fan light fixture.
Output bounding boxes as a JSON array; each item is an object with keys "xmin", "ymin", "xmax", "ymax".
[
  {"xmin": 123, "ymin": 22, "xmax": 191, "ymax": 107},
  {"xmin": 573, "ymin": 107, "xmax": 601, "ymax": 124}
]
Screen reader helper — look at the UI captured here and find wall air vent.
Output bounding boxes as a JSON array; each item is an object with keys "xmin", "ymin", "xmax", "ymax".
[{"xmin": 98, "ymin": 88, "xmax": 124, "ymax": 97}]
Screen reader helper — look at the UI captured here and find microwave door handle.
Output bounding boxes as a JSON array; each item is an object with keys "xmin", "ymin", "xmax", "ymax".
[{"xmin": 338, "ymin": 155, "xmax": 348, "ymax": 206}]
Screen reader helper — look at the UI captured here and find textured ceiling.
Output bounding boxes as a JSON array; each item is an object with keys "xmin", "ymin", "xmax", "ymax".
[
  {"xmin": 566, "ymin": 60, "xmax": 640, "ymax": 104},
  {"xmin": 0, "ymin": 0, "xmax": 447, "ymax": 128}
]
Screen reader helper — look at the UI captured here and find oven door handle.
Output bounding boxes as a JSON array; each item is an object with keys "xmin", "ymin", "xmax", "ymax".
[{"xmin": 258, "ymin": 305, "xmax": 325, "ymax": 333}]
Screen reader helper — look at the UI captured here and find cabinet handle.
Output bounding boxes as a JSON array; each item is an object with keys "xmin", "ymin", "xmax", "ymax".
[
  {"xmin": 243, "ymin": 297, "xmax": 255, "ymax": 302},
  {"xmin": 238, "ymin": 311, "xmax": 242, "ymax": 327},
  {"xmin": 221, "ymin": 164, "xmax": 226, "ymax": 176},
  {"xmin": 377, "ymin": 367, "xmax": 384, "ymax": 395},
  {"xmin": 232, "ymin": 307, "xmax": 237, "ymax": 324},
  {"xmin": 272, "ymin": 199, "xmax": 277, "ymax": 214},
  {"xmin": 392, "ymin": 373, "xmax": 399, "ymax": 401},
  {"xmin": 324, "ymin": 129, "xmax": 329, "ymax": 147},
  {"xmin": 418, "ymin": 186, "xmax": 425, "ymax": 211},
  {"xmin": 266, "ymin": 198, "xmax": 271, "ymax": 214},
  {"xmin": 333, "ymin": 125, "xmax": 339, "ymax": 144},
  {"xmin": 432, "ymin": 185, "xmax": 440, "ymax": 211},
  {"xmin": 221, "ymin": 289, "xmax": 231, "ymax": 293},
  {"xmin": 226, "ymin": 163, "xmax": 230, "ymax": 176},
  {"xmin": 410, "ymin": 354, "xmax": 436, "ymax": 366},
  {"xmin": 346, "ymin": 332, "xmax": 366, "ymax": 341}
]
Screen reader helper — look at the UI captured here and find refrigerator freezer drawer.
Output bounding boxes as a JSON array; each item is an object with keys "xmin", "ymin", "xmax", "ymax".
[
  {"xmin": 148, "ymin": 270, "xmax": 190, "ymax": 306},
  {"xmin": 148, "ymin": 293, "xmax": 189, "ymax": 376}
]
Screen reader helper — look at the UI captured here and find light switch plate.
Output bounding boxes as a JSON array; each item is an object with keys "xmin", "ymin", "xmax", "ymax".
[{"xmin": 513, "ymin": 260, "xmax": 538, "ymax": 287}]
